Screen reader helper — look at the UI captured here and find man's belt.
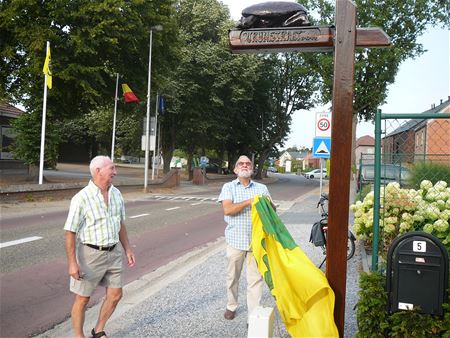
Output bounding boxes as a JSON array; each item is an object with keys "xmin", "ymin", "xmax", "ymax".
[{"xmin": 84, "ymin": 243, "xmax": 117, "ymax": 251}]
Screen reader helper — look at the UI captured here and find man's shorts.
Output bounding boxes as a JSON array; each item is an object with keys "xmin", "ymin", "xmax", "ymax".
[{"xmin": 70, "ymin": 242, "xmax": 123, "ymax": 297}]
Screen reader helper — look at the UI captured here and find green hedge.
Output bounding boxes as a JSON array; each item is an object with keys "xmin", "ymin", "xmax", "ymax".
[
  {"xmin": 409, "ymin": 162, "xmax": 450, "ymax": 189},
  {"xmin": 356, "ymin": 272, "xmax": 450, "ymax": 337}
]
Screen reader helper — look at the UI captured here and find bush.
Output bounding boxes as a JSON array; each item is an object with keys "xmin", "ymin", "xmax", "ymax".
[
  {"xmin": 356, "ymin": 184, "xmax": 372, "ymax": 203},
  {"xmin": 356, "ymin": 272, "xmax": 450, "ymax": 337},
  {"xmin": 291, "ymin": 160, "xmax": 302, "ymax": 172},
  {"xmin": 409, "ymin": 162, "xmax": 450, "ymax": 190},
  {"xmin": 351, "ymin": 180, "xmax": 450, "ymax": 253},
  {"xmin": 277, "ymin": 166, "xmax": 286, "ymax": 174},
  {"xmin": 356, "ymin": 272, "xmax": 389, "ymax": 337}
]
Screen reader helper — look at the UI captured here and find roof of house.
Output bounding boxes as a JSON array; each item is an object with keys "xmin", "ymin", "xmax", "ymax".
[
  {"xmin": 356, "ymin": 135, "xmax": 375, "ymax": 147},
  {"xmin": 0, "ymin": 103, "xmax": 25, "ymax": 118},
  {"xmin": 286, "ymin": 151, "xmax": 308, "ymax": 159},
  {"xmin": 385, "ymin": 97, "xmax": 450, "ymax": 137}
]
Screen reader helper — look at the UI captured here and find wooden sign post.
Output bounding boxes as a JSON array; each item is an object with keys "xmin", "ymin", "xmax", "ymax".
[{"xmin": 229, "ymin": 1, "xmax": 390, "ymax": 335}]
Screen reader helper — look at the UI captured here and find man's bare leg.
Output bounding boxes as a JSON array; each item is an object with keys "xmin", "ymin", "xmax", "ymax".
[
  {"xmin": 93, "ymin": 288, "xmax": 122, "ymax": 336},
  {"xmin": 71, "ymin": 295, "xmax": 90, "ymax": 338}
]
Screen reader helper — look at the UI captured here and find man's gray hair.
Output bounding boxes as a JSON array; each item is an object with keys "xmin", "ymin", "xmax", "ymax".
[
  {"xmin": 89, "ymin": 155, "xmax": 111, "ymax": 177},
  {"xmin": 234, "ymin": 155, "xmax": 253, "ymax": 169}
]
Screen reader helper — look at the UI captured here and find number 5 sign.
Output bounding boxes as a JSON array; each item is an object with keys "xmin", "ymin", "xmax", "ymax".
[{"xmin": 315, "ymin": 112, "xmax": 332, "ymax": 137}]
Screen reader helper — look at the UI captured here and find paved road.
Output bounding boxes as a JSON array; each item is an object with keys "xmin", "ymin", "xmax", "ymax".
[{"xmin": 0, "ymin": 172, "xmax": 320, "ymax": 337}]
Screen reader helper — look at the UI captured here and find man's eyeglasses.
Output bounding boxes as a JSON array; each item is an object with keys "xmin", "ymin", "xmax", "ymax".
[{"xmin": 237, "ymin": 162, "xmax": 252, "ymax": 167}]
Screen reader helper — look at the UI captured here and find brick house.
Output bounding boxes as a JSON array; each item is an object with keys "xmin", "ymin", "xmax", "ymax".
[
  {"xmin": 383, "ymin": 97, "xmax": 450, "ymax": 164},
  {"xmin": 303, "ymin": 152, "xmax": 320, "ymax": 169},
  {"xmin": 355, "ymin": 135, "xmax": 375, "ymax": 165}
]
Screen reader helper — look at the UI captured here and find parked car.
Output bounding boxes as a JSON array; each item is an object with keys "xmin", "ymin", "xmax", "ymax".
[
  {"xmin": 357, "ymin": 163, "xmax": 410, "ymax": 191},
  {"xmin": 304, "ymin": 168, "xmax": 327, "ymax": 179},
  {"xmin": 204, "ymin": 162, "xmax": 229, "ymax": 175},
  {"xmin": 267, "ymin": 166, "xmax": 277, "ymax": 173}
]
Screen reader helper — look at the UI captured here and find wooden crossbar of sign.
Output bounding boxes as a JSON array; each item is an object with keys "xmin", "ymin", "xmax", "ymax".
[{"xmin": 229, "ymin": 26, "xmax": 390, "ymax": 53}]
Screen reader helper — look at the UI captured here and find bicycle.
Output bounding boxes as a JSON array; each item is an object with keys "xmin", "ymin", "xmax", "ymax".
[{"xmin": 309, "ymin": 193, "xmax": 356, "ymax": 268}]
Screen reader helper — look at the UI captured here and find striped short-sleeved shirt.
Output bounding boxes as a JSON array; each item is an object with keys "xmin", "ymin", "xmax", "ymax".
[
  {"xmin": 218, "ymin": 178, "xmax": 270, "ymax": 250},
  {"xmin": 64, "ymin": 180, "xmax": 125, "ymax": 246}
]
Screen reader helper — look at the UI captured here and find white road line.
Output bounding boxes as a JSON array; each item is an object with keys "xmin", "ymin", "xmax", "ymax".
[
  {"xmin": 0, "ymin": 236, "xmax": 43, "ymax": 249},
  {"xmin": 165, "ymin": 207, "xmax": 180, "ymax": 211},
  {"xmin": 191, "ymin": 202, "xmax": 202, "ymax": 206},
  {"xmin": 129, "ymin": 213, "xmax": 149, "ymax": 219}
]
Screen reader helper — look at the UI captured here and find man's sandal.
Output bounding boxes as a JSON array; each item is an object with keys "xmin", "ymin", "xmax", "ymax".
[{"xmin": 91, "ymin": 328, "xmax": 107, "ymax": 338}]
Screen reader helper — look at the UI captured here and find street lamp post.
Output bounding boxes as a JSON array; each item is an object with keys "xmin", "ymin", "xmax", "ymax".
[{"xmin": 144, "ymin": 25, "xmax": 162, "ymax": 190}]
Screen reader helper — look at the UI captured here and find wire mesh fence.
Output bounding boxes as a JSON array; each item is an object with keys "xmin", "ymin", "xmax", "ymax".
[{"xmin": 352, "ymin": 114, "xmax": 450, "ymax": 270}]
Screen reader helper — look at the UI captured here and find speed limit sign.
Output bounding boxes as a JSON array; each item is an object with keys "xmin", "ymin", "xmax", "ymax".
[{"xmin": 315, "ymin": 112, "xmax": 332, "ymax": 137}]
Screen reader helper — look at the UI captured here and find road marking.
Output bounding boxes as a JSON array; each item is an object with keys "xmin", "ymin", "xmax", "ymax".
[
  {"xmin": 165, "ymin": 207, "xmax": 180, "ymax": 211},
  {"xmin": 0, "ymin": 236, "xmax": 43, "ymax": 249},
  {"xmin": 191, "ymin": 202, "xmax": 202, "ymax": 206},
  {"xmin": 129, "ymin": 213, "xmax": 149, "ymax": 219}
]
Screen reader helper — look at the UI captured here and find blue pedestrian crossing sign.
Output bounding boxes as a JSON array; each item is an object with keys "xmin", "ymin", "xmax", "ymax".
[{"xmin": 313, "ymin": 137, "xmax": 331, "ymax": 158}]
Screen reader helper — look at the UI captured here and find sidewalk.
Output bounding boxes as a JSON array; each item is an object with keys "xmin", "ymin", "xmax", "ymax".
[{"xmin": 37, "ymin": 185, "xmax": 362, "ymax": 338}]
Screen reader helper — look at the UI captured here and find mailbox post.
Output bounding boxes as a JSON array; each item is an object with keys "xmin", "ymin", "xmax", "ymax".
[{"xmin": 386, "ymin": 231, "xmax": 449, "ymax": 316}]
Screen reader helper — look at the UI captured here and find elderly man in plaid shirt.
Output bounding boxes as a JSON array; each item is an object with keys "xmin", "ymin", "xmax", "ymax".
[
  {"xmin": 64, "ymin": 155, "xmax": 135, "ymax": 338},
  {"xmin": 218, "ymin": 155, "xmax": 272, "ymax": 322}
]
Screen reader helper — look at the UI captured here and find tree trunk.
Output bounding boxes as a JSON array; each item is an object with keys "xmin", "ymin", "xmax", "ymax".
[
  {"xmin": 187, "ymin": 152, "xmax": 194, "ymax": 181},
  {"xmin": 254, "ymin": 149, "xmax": 271, "ymax": 179}
]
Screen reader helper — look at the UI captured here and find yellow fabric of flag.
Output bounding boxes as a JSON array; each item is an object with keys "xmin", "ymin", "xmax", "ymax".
[
  {"xmin": 42, "ymin": 45, "xmax": 52, "ymax": 89},
  {"xmin": 251, "ymin": 195, "xmax": 338, "ymax": 338}
]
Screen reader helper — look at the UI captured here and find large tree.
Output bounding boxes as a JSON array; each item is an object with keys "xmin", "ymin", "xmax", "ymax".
[
  {"xmin": 159, "ymin": 0, "xmax": 263, "ymax": 174},
  {"xmin": 1, "ymin": 0, "xmax": 178, "ymax": 165}
]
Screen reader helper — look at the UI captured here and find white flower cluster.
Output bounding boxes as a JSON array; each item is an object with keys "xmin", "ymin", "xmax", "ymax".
[{"xmin": 350, "ymin": 180, "xmax": 450, "ymax": 249}]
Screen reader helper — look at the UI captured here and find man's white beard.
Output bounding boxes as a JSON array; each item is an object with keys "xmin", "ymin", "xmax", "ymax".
[{"xmin": 237, "ymin": 169, "xmax": 252, "ymax": 178}]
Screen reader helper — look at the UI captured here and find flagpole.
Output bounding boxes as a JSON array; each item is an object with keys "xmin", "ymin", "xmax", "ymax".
[
  {"xmin": 144, "ymin": 30, "xmax": 153, "ymax": 189},
  {"xmin": 156, "ymin": 119, "xmax": 161, "ymax": 178},
  {"xmin": 38, "ymin": 41, "xmax": 50, "ymax": 185},
  {"xmin": 111, "ymin": 73, "xmax": 119, "ymax": 161},
  {"xmin": 151, "ymin": 93, "xmax": 159, "ymax": 180}
]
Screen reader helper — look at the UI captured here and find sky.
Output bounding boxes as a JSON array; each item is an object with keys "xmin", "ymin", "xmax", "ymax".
[{"xmin": 222, "ymin": 0, "xmax": 449, "ymax": 149}]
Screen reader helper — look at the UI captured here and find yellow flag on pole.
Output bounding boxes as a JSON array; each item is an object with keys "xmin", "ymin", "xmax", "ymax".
[
  {"xmin": 251, "ymin": 195, "xmax": 339, "ymax": 337},
  {"xmin": 42, "ymin": 44, "xmax": 52, "ymax": 89}
]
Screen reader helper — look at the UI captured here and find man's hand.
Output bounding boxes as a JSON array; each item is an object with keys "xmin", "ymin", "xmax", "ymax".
[
  {"xmin": 126, "ymin": 250, "xmax": 136, "ymax": 267},
  {"xmin": 265, "ymin": 195, "xmax": 277, "ymax": 211},
  {"xmin": 68, "ymin": 262, "xmax": 83, "ymax": 280}
]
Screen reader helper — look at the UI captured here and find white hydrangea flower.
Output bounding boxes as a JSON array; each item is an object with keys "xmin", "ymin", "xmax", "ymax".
[{"xmin": 420, "ymin": 180, "xmax": 433, "ymax": 191}]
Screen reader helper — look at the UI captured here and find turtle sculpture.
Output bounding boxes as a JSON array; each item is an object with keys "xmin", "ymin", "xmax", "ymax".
[{"xmin": 237, "ymin": 1, "xmax": 310, "ymax": 29}]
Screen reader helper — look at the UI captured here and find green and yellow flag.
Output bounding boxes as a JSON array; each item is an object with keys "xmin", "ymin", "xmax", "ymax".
[
  {"xmin": 42, "ymin": 44, "xmax": 52, "ymax": 89},
  {"xmin": 251, "ymin": 195, "xmax": 338, "ymax": 337}
]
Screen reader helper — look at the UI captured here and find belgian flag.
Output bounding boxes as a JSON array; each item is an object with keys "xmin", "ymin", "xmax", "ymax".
[
  {"xmin": 251, "ymin": 195, "xmax": 338, "ymax": 337},
  {"xmin": 122, "ymin": 84, "xmax": 140, "ymax": 103}
]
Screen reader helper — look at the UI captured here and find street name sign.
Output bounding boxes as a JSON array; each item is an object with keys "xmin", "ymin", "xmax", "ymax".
[{"xmin": 229, "ymin": 26, "xmax": 390, "ymax": 54}]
